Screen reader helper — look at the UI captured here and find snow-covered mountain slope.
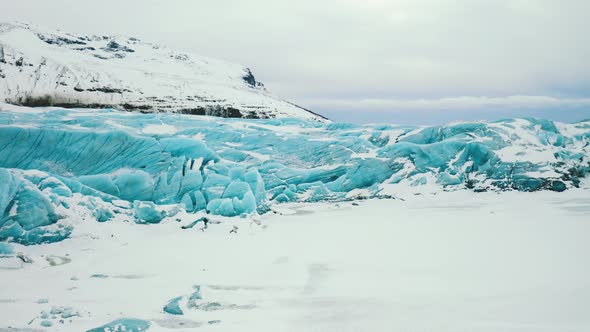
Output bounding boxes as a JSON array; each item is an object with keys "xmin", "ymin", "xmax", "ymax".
[
  {"xmin": 0, "ymin": 104, "xmax": 588, "ymax": 245},
  {"xmin": 0, "ymin": 22, "xmax": 326, "ymax": 121}
]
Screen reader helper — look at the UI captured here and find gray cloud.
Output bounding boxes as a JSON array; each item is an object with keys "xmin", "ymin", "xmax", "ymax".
[
  {"xmin": 1, "ymin": 0, "xmax": 589, "ymax": 122},
  {"xmin": 304, "ymin": 95, "xmax": 590, "ymax": 111}
]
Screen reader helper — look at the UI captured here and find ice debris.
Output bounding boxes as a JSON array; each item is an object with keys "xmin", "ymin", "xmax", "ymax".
[
  {"xmin": 87, "ymin": 318, "xmax": 151, "ymax": 332},
  {"xmin": 163, "ymin": 285, "xmax": 253, "ymax": 314},
  {"xmin": 36, "ymin": 306, "xmax": 80, "ymax": 328},
  {"xmin": 163, "ymin": 296, "xmax": 184, "ymax": 315}
]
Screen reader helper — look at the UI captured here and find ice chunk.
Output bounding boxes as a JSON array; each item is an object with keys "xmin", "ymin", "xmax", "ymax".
[
  {"xmin": 0, "ymin": 242, "xmax": 13, "ymax": 255},
  {"xmin": 133, "ymin": 201, "xmax": 166, "ymax": 224},
  {"xmin": 0, "ymin": 169, "xmax": 71, "ymax": 244},
  {"xmin": 50, "ymin": 306, "xmax": 79, "ymax": 319},
  {"xmin": 189, "ymin": 286, "xmax": 202, "ymax": 301},
  {"xmin": 163, "ymin": 296, "xmax": 184, "ymax": 315},
  {"xmin": 87, "ymin": 318, "xmax": 151, "ymax": 332}
]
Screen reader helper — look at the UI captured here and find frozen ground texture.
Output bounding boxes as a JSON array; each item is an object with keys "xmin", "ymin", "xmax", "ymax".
[
  {"xmin": 0, "ymin": 191, "xmax": 589, "ymax": 331},
  {"xmin": 0, "ymin": 103, "xmax": 589, "ymax": 245},
  {"xmin": 0, "ymin": 22, "xmax": 325, "ymax": 120}
]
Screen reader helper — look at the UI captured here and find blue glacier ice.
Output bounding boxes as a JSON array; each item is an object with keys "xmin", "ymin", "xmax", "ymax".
[
  {"xmin": 0, "ymin": 241, "xmax": 14, "ymax": 255},
  {"xmin": 87, "ymin": 318, "xmax": 151, "ymax": 332},
  {"xmin": 0, "ymin": 106, "xmax": 588, "ymax": 245},
  {"xmin": 163, "ymin": 296, "xmax": 184, "ymax": 315},
  {"xmin": 162, "ymin": 285, "xmax": 203, "ymax": 315}
]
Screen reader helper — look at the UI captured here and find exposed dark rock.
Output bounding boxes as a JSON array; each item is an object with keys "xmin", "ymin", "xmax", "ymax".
[
  {"xmin": 37, "ymin": 34, "xmax": 87, "ymax": 46},
  {"xmin": 73, "ymin": 86, "xmax": 129, "ymax": 94},
  {"xmin": 15, "ymin": 95, "xmax": 54, "ymax": 107},
  {"xmin": 242, "ymin": 68, "xmax": 260, "ymax": 87},
  {"xmin": 12, "ymin": 95, "xmax": 132, "ymax": 110},
  {"xmin": 121, "ymin": 103, "xmax": 151, "ymax": 111},
  {"xmin": 105, "ymin": 41, "xmax": 135, "ymax": 53},
  {"xmin": 74, "ymin": 47, "xmax": 96, "ymax": 51},
  {"xmin": 85, "ymin": 87, "xmax": 130, "ymax": 94},
  {"xmin": 179, "ymin": 106, "xmax": 245, "ymax": 118},
  {"xmin": 224, "ymin": 107, "xmax": 244, "ymax": 118},
  {"xmin": 52, "ymin": 102, "xmax": 118, "ymax": 109},
  {"xmin": 173, "ymin": 54, "xmax": 190, "ymax": 62}
]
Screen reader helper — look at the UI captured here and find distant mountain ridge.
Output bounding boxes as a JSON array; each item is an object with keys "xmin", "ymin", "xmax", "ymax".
[{"xmin": 0, "ymin": 22, "xmax": 327, "ymax": 121}]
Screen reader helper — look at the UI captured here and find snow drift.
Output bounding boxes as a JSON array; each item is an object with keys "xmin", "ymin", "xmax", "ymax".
[{"xmin": 0, "ymin": 104, "xmax": 588, "ymax": 245}]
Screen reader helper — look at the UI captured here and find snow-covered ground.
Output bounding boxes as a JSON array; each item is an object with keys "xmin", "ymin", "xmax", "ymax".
[{"xmin": 1, "ymin": 190, "xmax": 589, "ymax": 332}]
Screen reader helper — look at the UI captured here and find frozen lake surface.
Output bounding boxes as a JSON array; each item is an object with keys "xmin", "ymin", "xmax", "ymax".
[{"xmin": 1, "ymin": 190, "xmax": 589, "ymax": 331}]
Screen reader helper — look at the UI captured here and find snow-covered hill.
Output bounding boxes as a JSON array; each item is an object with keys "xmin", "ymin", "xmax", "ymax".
[{"xmin": 0, "ymin": 22, "xmax": 326, "ymax": 121}]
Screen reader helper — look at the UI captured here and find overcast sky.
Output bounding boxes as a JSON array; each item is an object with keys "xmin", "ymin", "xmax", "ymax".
[{"xmin": 2, "ymin": 0, "xmax": 589, "ymax": 124}]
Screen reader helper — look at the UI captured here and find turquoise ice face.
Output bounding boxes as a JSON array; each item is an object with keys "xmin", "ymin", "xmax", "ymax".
[
  {"xmin": 87, "ymin": 318, "xmax": 151, "ymax": 332},
  {"xmin": 1, "ymin": 107, "xmax": 589, "ymax": 245}
]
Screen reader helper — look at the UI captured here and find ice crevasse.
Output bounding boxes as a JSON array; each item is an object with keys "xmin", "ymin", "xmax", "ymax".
[{"xmin": 0, "ymin": 104, "xmax": 589, "ymax": 245}]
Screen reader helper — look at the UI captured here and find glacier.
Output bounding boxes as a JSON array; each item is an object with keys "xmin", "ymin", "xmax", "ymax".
[{"xmin": 0, "ymin": 104, "xmax": 589, "ymax": 245}]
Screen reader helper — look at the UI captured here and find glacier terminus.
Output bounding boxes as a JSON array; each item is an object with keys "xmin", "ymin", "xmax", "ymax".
[{"xmin": 0, "ymin": 104, "xmax": 588, "ymax": 246}]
